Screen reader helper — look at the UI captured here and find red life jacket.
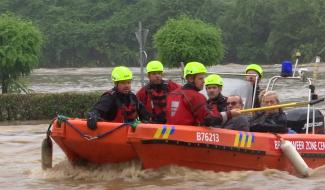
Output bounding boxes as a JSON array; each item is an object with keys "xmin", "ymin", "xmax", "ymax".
[
  {"xmin": 113, "ymin": 103, "xmax": 138, "ymax": 123},
  {"xmin": 144, "ymin": 81, "xmax": 169, "ymax": 123},
  {"xmin": 103, "ymin": 90, "xmax": 138, "ymax": 123},
  {"xmin": 166, "ymin": 88, "xmax": 199, "ymax": 125},
  {"xmin": 167, "ymin": 83, "xmax": 231, "ymax": 126}
]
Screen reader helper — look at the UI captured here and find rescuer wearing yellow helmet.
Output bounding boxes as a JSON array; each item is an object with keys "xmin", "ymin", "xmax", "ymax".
[
  {"xmin": 245, "ymin": 63, "xmax": 264, "ymax": 108},
  {"xmin": 136, "ymin": 60, "xmax": 180, "ymax": 123},
  {"xmin": 87, "ymin": 66, "xmax": 149, "ymax": 130},
  {"xmin": 245, "ymin": 64, "xmax": 263, "ymax": 85},
  {"xmin": 166, "ymin": 62, "xmax": 240, "ymax": 126},
  {"xmin": 204, "ymin": 74, "xmax": 227, "ymax": 112}
]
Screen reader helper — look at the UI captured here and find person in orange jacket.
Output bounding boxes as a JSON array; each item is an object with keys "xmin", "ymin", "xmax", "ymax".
[
  {"xmin": 166, "ymin": 62, "xmax": 241, "ymax": 126},
  {"xmin": 136, "ymin": 60, "xmax": 180, "ymax": 123}
]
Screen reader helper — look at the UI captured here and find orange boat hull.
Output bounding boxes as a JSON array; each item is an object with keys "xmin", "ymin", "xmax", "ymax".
[
  {"xmin": 50, "ymin": 118, "xmax": 137, "ymax": 164},
  {"xmin": 128, "ymin": 124, "xmax": 325, "ymax": 175},
  {"xmin": 50, "ymin": 119, "xmax": 325, "ymax": 175}
]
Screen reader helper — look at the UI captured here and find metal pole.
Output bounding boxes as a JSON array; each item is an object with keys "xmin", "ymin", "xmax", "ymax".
[
  {"xmin": 293, "ymin": 51, "xmax": 301, "ymax": 77},
  {"xmin": 180, "ymin": 62, "xmax": 185, "ymax": 84},
  {"xmin": 314, "ymin": 56, "xmax": 320, "ymax": 86},
  {"xmin": 312, "ymin": 56, "xmax": 320, "ymax": 134},
  {"xmin": 135, "ymin": 22, "xmax": 149, "ymax": 87},
  {"xmin": 139, "ymin": 22, "xmax": 144, "ymax": 87}
]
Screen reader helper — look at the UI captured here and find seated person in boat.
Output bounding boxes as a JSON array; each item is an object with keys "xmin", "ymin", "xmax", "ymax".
[
  {"xmin": 87, "ymin": 66, "xmax": 149, "ymax": 130},
  {"xmin": 205, "ymin": 74, "xmax": 227, "ymax": 112},
  {"xmin": 136, "ymin": 60, "xmax": 180, "ymax": 124},
  {"xmin": 245, "ymin": 64, "xmax": 263, "ymax": 108},
  {"xmin": 166, "ymin": 62, "xmax": 240, "ymax": 126},
  {"xmin": 222, "ymin": 95, "xmax": 249, "ymax": 131},
  {"xmin": 249, "ymin": 91, "xmax": 288, "ymax": 133}
]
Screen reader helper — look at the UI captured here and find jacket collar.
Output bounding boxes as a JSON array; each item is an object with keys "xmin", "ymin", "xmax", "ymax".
[{"xmin": 183, "ymin": 82, "xmax": 200, "ymax": 91}]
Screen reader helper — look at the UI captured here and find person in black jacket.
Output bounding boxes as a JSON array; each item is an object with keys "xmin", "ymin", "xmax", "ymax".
[
  {"xmin": 250, "ymin": 91, "xmax": 288, "ymax": 133},
  {"xmin": 205, "ymin": 74, "xmax": 228, "ymax": 112},
  {"xmin": 87, "ymin": 66, "xmax": 149, "ymax": 130},
  {"xmin": 223, "ymin": 95, "xmax": 249, "ymax": 131}
]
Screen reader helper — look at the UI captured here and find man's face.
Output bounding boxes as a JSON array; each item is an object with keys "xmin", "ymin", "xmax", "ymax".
[
  {"xmin": 206, "ymin": 85, "xmax": 222, "ymax": 99},
  {"xmin": 262, "ymin": 95, "xmax": 278, "ymax": 106},
  {"xmin": 148, "ymin": 71, "xmax": 163, "ymax": 84},
  {"xmin": 227, "ymin": 96, "xmax": 242, "ymax": 110},
  {"xmin": 245, "ymin": 70, "xmax": 259, "ymax": 85},
  {"xmin": 261, "ymin": 95, "xmax": 279, "ymax": 113},
  {"xmin": 116, "ymin": 80, "xmax": 131, "ymax": 94},
  {"xmin": 193, "ymin": 74, "xmax": 205, "ymax": 90}
]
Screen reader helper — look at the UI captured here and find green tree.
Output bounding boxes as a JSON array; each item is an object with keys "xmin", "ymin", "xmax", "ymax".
[
  {"xmin": 0, "ymin": 13, "xmax": 43, "ymax": 93},
  {"xmin": 3, "ymin": 0, "xmax": 325, "ymax": 66},
  {"xmin": 266, "ymin": 0, "xmax": 325, "ymax": 62},
  {"xmin": 219, "ymin": 0, "xmax": 273, "ymax": 64},
  {"xmin": 154, "ymin": 16, "xmax": 224, "ymax": 67}
]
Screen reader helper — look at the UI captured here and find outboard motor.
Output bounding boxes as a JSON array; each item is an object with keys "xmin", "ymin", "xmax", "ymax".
[{"xmin": 286, "ymin": 108, "xmax": 324, "ymax": 134}]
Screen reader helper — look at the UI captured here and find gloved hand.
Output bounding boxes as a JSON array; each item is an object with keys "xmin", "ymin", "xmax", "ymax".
[
  {"xmin": 311, "ymin": 93, "xmax": 318, "ymax": 100},
  {"xmin": 87, "ymin": 112, "xmax": 98, "ymax": 130},
  {"xmin": 130, "ymin": 120, "xmax": 141, "ymax": 128}
]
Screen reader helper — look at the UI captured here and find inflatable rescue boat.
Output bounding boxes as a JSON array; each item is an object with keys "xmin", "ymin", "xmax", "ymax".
[{"xmin": 43, "ymin": 63, "xmax": 325, "ymax": 176}]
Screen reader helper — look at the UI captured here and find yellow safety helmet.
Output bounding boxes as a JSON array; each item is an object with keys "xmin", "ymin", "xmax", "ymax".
[
  {"xmin": 111, "ymin": 66, "xmax": 133, "ymax": 82},
  {"xmin": 146, "ymin": 60, "xmax": 164, "ymax": 73},
  {"xmin": 245, "ymin": 64, "xmax": 263, "ymax": 78},
  {"xmin": 184, "ymin": 61, "xmax": 207, "ymax": 78},
  {"xmin": 205, "ymin": 74, "xmax": 224, "ymax": 86}
]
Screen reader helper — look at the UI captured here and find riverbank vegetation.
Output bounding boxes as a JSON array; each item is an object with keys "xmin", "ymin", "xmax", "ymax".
[
  {"xmin": 0, "ymin": 92, "xmax": 100, "ymax": 121},
  {"xmin": 1, "ymin": 0, "xmax": 324, "ymax": 67}
]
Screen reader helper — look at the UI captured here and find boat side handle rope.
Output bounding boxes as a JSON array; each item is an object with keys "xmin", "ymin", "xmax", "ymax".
[
  {"xmin": 56, "ymin": 116, "xmax": 131, "ymax": 141},
  {"xmin": 46, "ymin": 118, "xmax": 56, "ymax": 137}
]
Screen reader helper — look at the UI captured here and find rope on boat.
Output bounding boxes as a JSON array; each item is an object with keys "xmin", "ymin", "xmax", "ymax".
[
  {"xmin": 56, "ymin": 115, "xmax": 139, "ymax": 141},
  {"xmin": 46, "ymin": 118, "xmax": 56, "ymax": 137}
]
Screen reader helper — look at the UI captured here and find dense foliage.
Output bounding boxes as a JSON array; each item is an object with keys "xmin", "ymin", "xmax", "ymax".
[
  {"xmin": 0, "ymin": 13, "xmax": 43, "ymax": 93},
  {"xmin": 154, "ymin": 16, "xmax": 224, "ymax": 67},
  {"xmin": 0, "ymin": 0, "xmax": 324, "ymax": 67},
  {"xmin": 0, "ymin": 92, "xmax": 100, "ymax": 121}
]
